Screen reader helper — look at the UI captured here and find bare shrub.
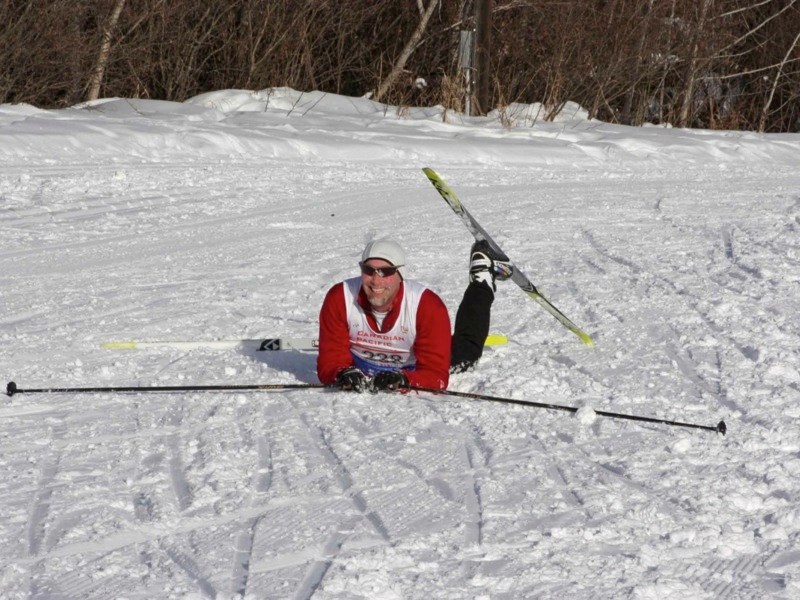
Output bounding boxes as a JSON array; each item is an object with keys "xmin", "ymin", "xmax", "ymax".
[{"xmin": 2, "ymin": 0, "xmax": 799, "ymax": 131}]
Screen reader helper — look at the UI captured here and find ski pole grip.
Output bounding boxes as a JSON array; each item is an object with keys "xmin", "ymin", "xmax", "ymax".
[{"xmin": 6, "ymin": 381, "xmax": 18, "ymax": 397}]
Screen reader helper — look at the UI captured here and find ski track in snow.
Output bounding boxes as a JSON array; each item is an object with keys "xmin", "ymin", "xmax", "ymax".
[{"xmin": 2, "ymin": 92, "xmax": 800, "ymax": 598}]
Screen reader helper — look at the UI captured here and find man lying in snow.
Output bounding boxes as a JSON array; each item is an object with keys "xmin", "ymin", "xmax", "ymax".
[{"xmin": 317, "ymin": 238, "xmax": 511, "ymax": 392}]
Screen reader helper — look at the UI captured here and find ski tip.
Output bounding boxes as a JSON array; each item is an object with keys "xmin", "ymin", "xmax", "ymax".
[
  {"xmin": 579, "ymin": 332, "xmax": 595, "ymax": 347},
  {"xmin": 484, "ymin": 334, "xmax": 508, "ymax": 347},
  {"xmin": 716, "ymin": 420, "xmax": 727, "ymax": 436},
  {"xmin": 6, "ymin": 381, "xmax": 17, "ymax": 397},
  {"xmin": 100, "ymin": 341, "xmax": 137, "ymax": 349}
]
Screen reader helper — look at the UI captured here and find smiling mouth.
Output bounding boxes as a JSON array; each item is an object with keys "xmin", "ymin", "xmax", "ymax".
[{"xmin": 365, "ymin": 285, "xmax": 392, "ymax": 307}]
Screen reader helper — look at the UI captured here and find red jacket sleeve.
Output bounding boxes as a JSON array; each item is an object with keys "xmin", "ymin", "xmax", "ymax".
[
  {"xmin": 317, "ymin": 283, "xmax": 353, "ymax": 384},
  {"xmin": 404, "ymin": 289, "xmax": 451, "ymax": 390}
]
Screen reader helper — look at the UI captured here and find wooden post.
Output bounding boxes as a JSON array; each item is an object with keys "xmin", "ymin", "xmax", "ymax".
[{"xmin": 473, "ymin": 0, "xmax": 493, "ymax": 115}]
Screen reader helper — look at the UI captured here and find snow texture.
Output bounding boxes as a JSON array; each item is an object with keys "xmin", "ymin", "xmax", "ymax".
[{"xmin": 2, "ymin": 88, "xmax": 800, "ymax": 599}]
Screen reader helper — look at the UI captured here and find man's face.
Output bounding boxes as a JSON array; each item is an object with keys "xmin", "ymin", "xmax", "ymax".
[{"xmin": 360, "ymin": 259, "xmax": 402, "ymax": 312}]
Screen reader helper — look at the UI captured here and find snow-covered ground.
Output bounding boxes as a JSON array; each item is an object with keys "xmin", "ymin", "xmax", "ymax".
[{"xmin": 2, "ymin": 88, "xmax": 800, "ymax": 599}]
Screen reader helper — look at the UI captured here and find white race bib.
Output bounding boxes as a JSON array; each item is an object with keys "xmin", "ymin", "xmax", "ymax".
[{"xmin": 343, "ymin": 278, "xmax": 427, "ymax": 375}]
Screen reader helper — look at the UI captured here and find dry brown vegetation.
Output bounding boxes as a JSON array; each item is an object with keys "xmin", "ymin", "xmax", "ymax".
[{"xmin": 2, "ymin": 0, "xmax": 799, "ymax": 132}]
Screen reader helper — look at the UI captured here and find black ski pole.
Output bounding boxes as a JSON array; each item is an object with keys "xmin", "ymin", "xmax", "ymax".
[
  {"xmin": 410, "ymin": 386, "xmax": 726, "ymax": 436},
  {"xmin": 6, "ymin": 381, "xmax": 327, "ymax": 397},
  {"xmin": 6, "ymin": 380, "xmax": 726, "ymax": 435}
]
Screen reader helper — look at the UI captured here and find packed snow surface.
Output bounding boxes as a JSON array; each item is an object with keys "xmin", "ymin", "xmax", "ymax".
[{"xmin": 2, "ymin": 88, "xmax": 800, "ymax": 599}]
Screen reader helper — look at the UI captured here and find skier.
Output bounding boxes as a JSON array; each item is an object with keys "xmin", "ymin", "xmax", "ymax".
[{"xmin": 317, "ymin": 238, "xmax": 511, "ymax": 392}]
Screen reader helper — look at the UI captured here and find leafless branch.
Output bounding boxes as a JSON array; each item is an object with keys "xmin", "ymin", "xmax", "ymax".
[{"xmin": 373, "ymin": 0, "xmax": 440, "ymax": 102}]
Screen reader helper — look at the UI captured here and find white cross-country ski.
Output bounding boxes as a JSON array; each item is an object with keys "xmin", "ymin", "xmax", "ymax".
[
  {"xmin": 422, "ymin": 167, "xmax": 594, "ymax": 347},
  {"xmin": 101, "ymin": 334, "xmax": 508, "ymax": 352},
  {"xmin": 101, "ymin": 338, "xmax": 320, "ymax": 351}
]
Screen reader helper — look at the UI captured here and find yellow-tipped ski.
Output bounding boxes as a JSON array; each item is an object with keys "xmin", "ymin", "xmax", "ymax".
[
  {"xmin": 102, "ymin": 335, "xmax": 508, "ymax": 351},
  {"xmin": 424, "ymin": 167, "xmax": 594, "ymax": 347}
]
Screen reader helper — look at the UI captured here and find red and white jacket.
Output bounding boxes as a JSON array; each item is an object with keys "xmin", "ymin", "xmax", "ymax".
[{"xmin": 317, "ymin": 277, "xmax": 451, "ymax": 389}]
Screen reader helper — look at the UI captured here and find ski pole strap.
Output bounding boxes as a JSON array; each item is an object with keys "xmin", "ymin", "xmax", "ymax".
[
  {"xmin": 410, "ymin": 386, "xmax": 726, "ymax": 435},
  {"xmin": 5, "ymin": 381, "xmax": 327, "ymax": 397}
]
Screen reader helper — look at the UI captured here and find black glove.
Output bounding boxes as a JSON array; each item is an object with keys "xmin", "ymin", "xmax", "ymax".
[
  {"xmin": 372, "ymin": 370, "xmax": 409, "ymax": 392},
  {"xmin": 335, "ymin": 367, "xmax": 367, "ymax": 392}
]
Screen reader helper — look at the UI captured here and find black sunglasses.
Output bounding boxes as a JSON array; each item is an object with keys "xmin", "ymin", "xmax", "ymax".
[{"xmin": 360, "ymin": 263, "xmax": 401, "ymax": 278}]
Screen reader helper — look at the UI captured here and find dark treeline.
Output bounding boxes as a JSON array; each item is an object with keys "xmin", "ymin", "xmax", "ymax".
[{"xmin": 2, "ymin": 0, "xmax": 799, "ymax": 132}]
